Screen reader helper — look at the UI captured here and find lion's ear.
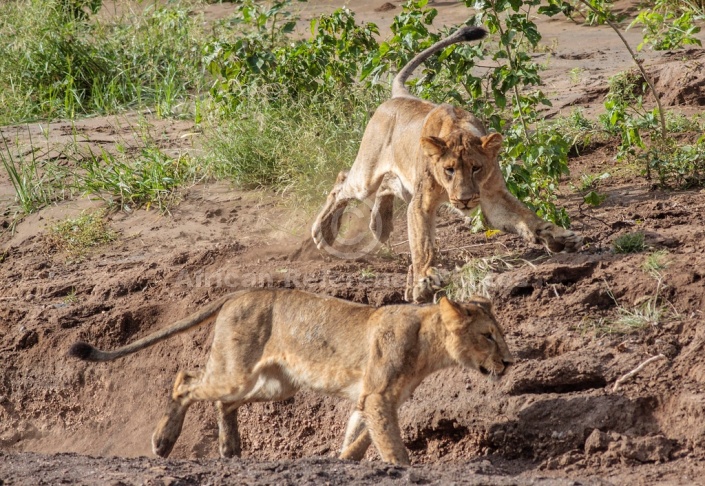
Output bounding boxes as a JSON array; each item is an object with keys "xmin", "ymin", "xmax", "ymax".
[
  {"xmin": 440, "ymin": 297, "xmax": 465, "ymax": 332},
  {"xmin": 480, "ymin": 133, "xmax": 503, "ymax": 156},
  {"xmin": 421, "ymin": 136, "xmax": 448, "ymax": 159}
]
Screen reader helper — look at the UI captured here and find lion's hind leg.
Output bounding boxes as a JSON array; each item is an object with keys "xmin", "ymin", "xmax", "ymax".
[
  {"xmin": 216, "ymin": 401, "xmax": 241, "ymax": 458},
  {"xmin": 312, "ymin": 170, "xmax": 352, "ymax": 249},
  {"xmin": 370, "ymin": 173, "xmax": 405, "ymax": 245}
]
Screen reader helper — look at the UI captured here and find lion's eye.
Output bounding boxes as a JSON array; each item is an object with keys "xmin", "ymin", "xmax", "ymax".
[
  {"xmin": 483, "ymin": 333, "xmax": 495, "ymax": 343},
  {"xmin": 472, "ymin": 165, "xmax": 482, "ymax": 174},
  {"xmin": 444, "ymin": 167, "xmax": 455, "ymax": 177}
]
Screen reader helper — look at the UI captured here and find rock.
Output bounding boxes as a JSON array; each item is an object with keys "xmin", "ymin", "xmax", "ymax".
[
  {"xmin": 585, "ymin": 429, "xmax": 611, "ymax": 454},
  {"xmin": 613, "ymin": 435, "xmax": 674, "ymax": 463}
]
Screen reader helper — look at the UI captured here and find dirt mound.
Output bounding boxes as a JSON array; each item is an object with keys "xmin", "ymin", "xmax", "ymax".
[{"xmin": 649, "ymin": 48, "xmax": 705, "ymax": 107}]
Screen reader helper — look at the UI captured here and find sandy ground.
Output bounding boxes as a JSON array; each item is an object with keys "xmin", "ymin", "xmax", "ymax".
[{"xmin": 1, "ymin": 1, "xmax": 704, "ymax": 485}]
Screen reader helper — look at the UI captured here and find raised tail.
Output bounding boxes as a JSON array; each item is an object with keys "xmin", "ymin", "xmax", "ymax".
[
  {"xmin": 68, "ymin": 292, "xmax": 239, "ymax": 362},
  {"xmin": 391, "ymin": 25, "xmax": 486, "ymax": 99}
]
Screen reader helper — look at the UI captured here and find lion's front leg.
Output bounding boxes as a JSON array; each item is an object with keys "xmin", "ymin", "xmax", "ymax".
[
  {"xmin": 480, "ymin": 190, "xmax": 583, "ymax": 253},
  {"xmin": 405, "ymin": 195, "xmax": 444, "ymax": 303},
  {"xmin": 359, "ymin": 393, "xmax": 410, "ymax": 466}
]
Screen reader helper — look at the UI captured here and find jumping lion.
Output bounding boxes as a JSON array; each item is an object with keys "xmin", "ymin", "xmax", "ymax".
[
  {"xmin": 311, "ymin": 25, "xmax": 582, "ymax": 303},
  {"xmin": 69, "ymin": 289, "xmax": 514, "ymax": 465}
]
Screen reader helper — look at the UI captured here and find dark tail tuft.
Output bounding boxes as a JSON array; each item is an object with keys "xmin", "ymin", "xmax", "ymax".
[
  {"xmin": 456, "ymin": 26, "xmax": 487, "ymax": 42},
  {"xmin": 68, "ymin": 342, "xmax": 96, "ymax": 361}
]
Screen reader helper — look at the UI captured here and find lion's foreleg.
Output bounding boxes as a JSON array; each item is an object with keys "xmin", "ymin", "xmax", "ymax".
[
  {"xmin": 151, "ymin": 370, "xmax": 199, "ymax": 458},
  {"xmin": 340, "ymin": 408, "xmax": 371, "ymax": 461},
  {"xmin": 360, "ymin": 393, "xmax": 409, "ymax": 466},
  {"xmin": 405, "ymin": 197, "xmax": 441, "ymax": 303},
  {"xmin": 216, "ymin": 401, "xmax": 241, "ymax": 458},
  {"xmin": 480, "ymin": 190, "xmax": 582, "ymax": 253}
]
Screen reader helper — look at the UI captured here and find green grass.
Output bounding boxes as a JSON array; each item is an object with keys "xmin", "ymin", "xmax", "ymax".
[
  {"xmin": 1, "ymin": 129, "xmax": 54, "ymax": 215},
  {"xmin": 47, "ymin": 209, "xmax": 117, "ymax": 256},
  {"xmin": 642, "ymin": 250, "xmax": 671, "ymax": 276},
  {"xmin": 76, "ymin": 145, "xmax": 201, "ymax": 212},
  {"xmin": 444, "ymin": 255, "xmax": 526, "ymax": 301},
  {"xmin": 613, "ymin": 232, "xmax": 646, "ymax": 254},
  {"xmin": 201, "ymin": 88, "xmax": 382, "ymax": 208},
  {"xmin": 0, "ymin": 0, "xmax": 207, "ymax": 124}
]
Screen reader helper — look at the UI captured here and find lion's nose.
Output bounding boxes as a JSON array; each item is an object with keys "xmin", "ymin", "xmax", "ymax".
[
  {"xmin": 456, "ymin": 198, "xmax": 472, "ymax": 208},
  {"xmin": 502, "ymin": 359, "xmax": 515, "ymax": 367}
]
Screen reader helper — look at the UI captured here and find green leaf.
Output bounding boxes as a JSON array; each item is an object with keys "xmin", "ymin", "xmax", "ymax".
[{"xmin": 583, "ymin": 191, "xmax": 607, "ymax": 207}]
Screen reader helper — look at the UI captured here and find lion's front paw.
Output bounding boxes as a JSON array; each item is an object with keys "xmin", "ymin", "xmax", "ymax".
[
  {"xmin": 536, "ymin": 224, "xmax": 583, "ymax": 253},
  {"xmin": 412, "ymin": 277, "xmax": 435, "ymax": 303},
  {"xmin": 152, "ymin": 424, "xmax": 178, "ymax": 458},
  {"xmin": 405, "ymin": 268, "xmax": 445, "ymax": 303}
]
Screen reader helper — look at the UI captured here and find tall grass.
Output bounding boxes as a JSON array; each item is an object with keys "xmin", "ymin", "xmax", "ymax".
[
  {"xmin": 0, "ymin": 0, "xmax": 207, "ymax": 124},
  {"xmin": 201, "ymin": 88, "xmax": 383, "ymax": 207},
  {"xmin": 0, "ymin": 130, "xmax": 53, "ymax": 214}
]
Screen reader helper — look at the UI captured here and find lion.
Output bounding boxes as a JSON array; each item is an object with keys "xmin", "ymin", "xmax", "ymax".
[
  {"xmin": 311, "ymin": 25, "xmax": 582, "ymax": 303},
  {"xmin": 68, "ymin": 288, "xmax": 514, "ymax": 465}
]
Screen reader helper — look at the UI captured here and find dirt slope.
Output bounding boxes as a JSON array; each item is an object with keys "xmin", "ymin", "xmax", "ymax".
[{"xmin": 1, "ymin": 1, "xmax": 704, "ymax": 484}]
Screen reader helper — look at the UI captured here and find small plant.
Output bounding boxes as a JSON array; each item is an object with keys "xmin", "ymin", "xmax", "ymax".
[
  {"xmin": 639, "ymin": 135, "xmax": 705, "ymax": 188},
  {"xmin": 579, "ymin": 172, "xmax": 611, "ymax": 192},
  {"xmin": 569, "ymin": 67, "xmax": 584, "ymax": 83},
  {"xmin": 581, "ymin": 276, "xmax": 674, "ymax": 336},
  {"xmin": 360, "ymin": 268, "xmax": 376, "ymax": 279},
  {"xmin": 630, "ymin": 0, "xmax": 703, "ymax": 51},
  {"xmin": 444, "ymin": 255, "xmax": 523, "ymax": 300},
  {"xmin": 77, "ymin": 146, "xmax": 199, "ymax": 212},
  {"xmin": 581, "ymin": 299, "xmax": 664, "ymax": 336},
  {"xmin": 642, "ymin": 250, "xmax": 671, "ymax": 276},
  {"xmin": 613, "ymin": 232, "xmax": 646, "ymax": 254},
  {"xmin": 550, "ymin": 109, "xmax": 605, "ymax": 153},
  {"xmin": 612, "ymin": 298, "xmax": 664, "ymax": 332},
  {"xmin": 574, "ymin": 171, "xmax": 610, "ymax": 207},
  {"xmin": 63, "ymin": 287, "xmax": 79, "ymax": 304},
  {"xmin": 0, "ymin": 131, "xmax": 53, "ymax": 215},
  {"xmin": 47, "ymin": 209, "xmax": 117, "ymax": 256}
]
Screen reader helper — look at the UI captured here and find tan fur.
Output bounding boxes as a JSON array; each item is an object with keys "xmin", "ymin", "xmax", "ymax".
[
  {"xmin": 69, "ymin": 289, "xmax": 514, "ymax": 465},
  {"xmin": 311, "ymin": 27, "xmax": 582, "ymax": 303}
]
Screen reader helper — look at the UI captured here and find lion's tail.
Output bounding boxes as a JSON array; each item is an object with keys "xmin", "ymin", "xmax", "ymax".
[
  {"xmin": 391, "ymin": 25, "xmax": 486, "ymax": 99},
  {"xmin": 68, "ymin": 292, "xmax": 238, "ymax": 362}
]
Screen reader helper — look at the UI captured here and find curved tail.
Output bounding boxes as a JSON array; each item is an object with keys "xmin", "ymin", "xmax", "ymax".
[
  {"xmin": 68, "ymin": 292, "xmax": 238, "ymax": 362},
  {"xmin": 391, "ymin": 25, "xmax": 486, "ymax": 99}
]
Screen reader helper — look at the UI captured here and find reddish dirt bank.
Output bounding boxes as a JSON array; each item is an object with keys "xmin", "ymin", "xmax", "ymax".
[{"xmin": 1, "ymin": 0, "xmax": 705, "ymax": 484}]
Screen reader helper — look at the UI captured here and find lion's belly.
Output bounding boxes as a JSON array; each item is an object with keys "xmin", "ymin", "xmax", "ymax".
[{"xmin": 282, "ymin": 355, "xmax": 364, "ymax": 401}]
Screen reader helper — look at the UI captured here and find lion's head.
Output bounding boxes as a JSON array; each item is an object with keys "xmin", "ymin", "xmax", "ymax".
[
  {"xmin": 421, "ymin": 130, "xmax": 503, "ymax": 215},
  {"xmin": 439, "ymin": 296, "xmax": 514, "ymax": 379}
]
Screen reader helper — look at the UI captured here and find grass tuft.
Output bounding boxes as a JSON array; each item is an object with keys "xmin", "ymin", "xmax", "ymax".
[
  {"xmin": 47, "ymin": 209, "xmax": 117, "ymax": 256},
  {"xmin": 642, "ymin": 250, "xmax": 671, "ymax": 276},
  {"xmin": 1, "ymin": 130, "xmax": 54, "ymax": 215},
  {"xmin": 613, "ymin": 231, "xmax": 646, "ymax": 254},
  {"xmin": 444, "ymin": 255, "xmax": 525, "ymax": 301},
  {"xmin": 0, "ymin": 0, "xmax": 207, "ymax": 124},
  {"xmin": 76, "ymin": 146, "xmax": 200, "ymax": 212}
]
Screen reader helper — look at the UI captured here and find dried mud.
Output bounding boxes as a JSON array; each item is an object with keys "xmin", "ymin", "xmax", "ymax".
[{"xmin": 1, "ymin": 1, "xmax": 704, "ymax": 485}]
